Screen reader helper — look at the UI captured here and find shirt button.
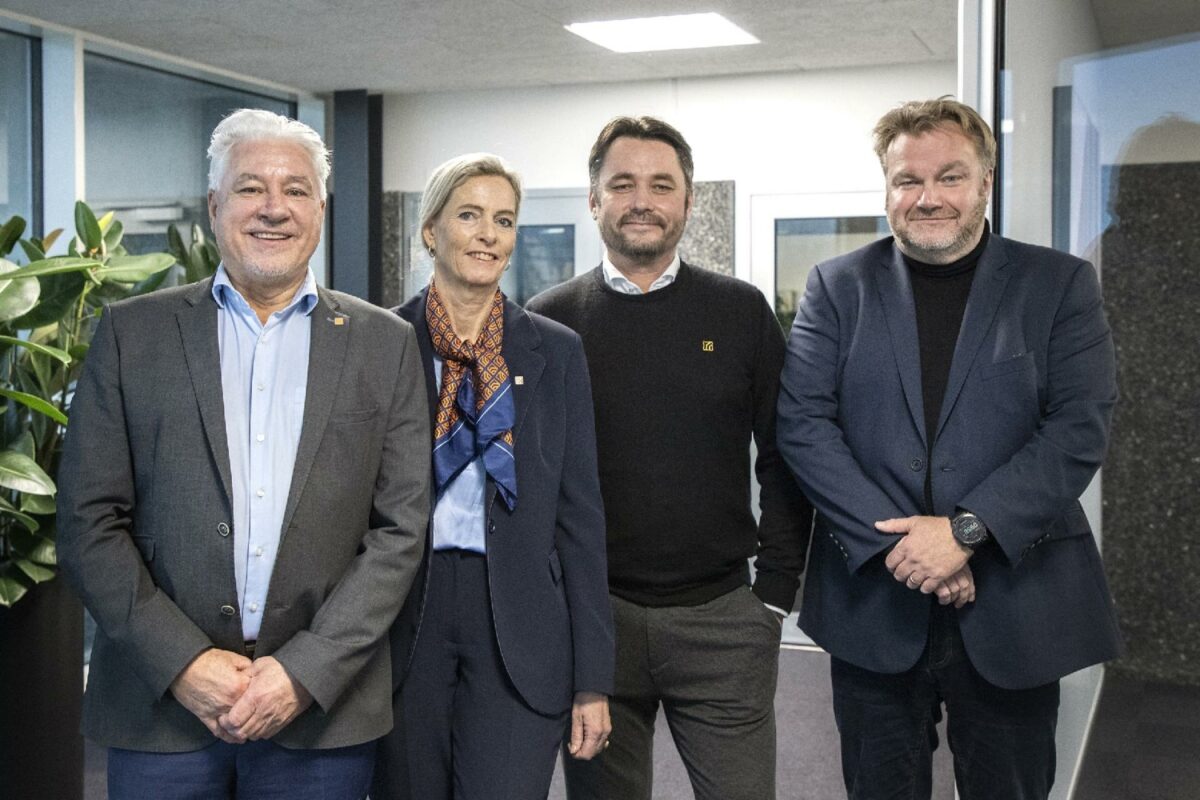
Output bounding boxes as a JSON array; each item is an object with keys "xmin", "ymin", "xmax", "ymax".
[
  {"xmin": 248, "ymin": 603, "xmax": 259, "ymax": 613},
  {"xmin": 220, "ymin": 605, "xmax": 236, "ymax": 616},
  {"xmin": 255, "ymin": 547, "xmax": 264, "ymax": 557},
  {"xmin": 910, "ymin": 458, "xmax": 924, "ymax": 471},
  {"xmin": 216, "ymin": 522, "xmax": 231, "ymax": 537},
  {"xmin": 256, "ymin": 433, "xmax": 265, "ymax": 442},
  {"xmin": 256, "ymin": 384, "xmax": 265, "ymax": 391},
  {"xmin": 256, "ymin": 488, "xmax": 265, "ymax": 498}
]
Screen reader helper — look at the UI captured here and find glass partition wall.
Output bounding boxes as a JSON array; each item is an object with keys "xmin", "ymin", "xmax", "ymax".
[
  {"xmin": 0, "ymin": 29, "xmax": 35, "ymax": 228},
  {"xmin": 998, "ymin": 2, "xmax": 1200, "ymax": 796}
]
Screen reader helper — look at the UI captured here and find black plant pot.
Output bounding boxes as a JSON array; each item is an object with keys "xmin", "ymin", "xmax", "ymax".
[{"xmin": 0, "ymin": 576, "xmax": 84, "ymax": 800}]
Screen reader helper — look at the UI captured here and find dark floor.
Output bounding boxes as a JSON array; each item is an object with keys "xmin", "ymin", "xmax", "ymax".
[
  {"xmin": 1073, "ymin": 673, "xmax": 1200, "ymax": 800},
  {"xmin": 83, "ymin": 657, "xmax": 1200, "ymax": 799}
]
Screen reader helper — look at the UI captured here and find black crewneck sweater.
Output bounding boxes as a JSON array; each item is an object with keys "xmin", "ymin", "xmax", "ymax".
[
  {"xmin": 903, "ymin": 225, "xmax": 990, "ymax": 512},
  {"xmin": 527, "ymin": 263, "xmax": 812, "ymax": 609}
]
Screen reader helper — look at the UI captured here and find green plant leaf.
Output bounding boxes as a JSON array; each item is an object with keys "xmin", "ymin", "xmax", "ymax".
[
  {"xmin": 20, "ymin": 492, "xmax": 57, "ymax": 515},
  {"xmin": 0, "ymin": 216, "xmax": 25, "ymax": 257},
  {"xmin": 0, "ymin": 335, "xmax": 71, "ymax": 364},
  {"xmin": 11, "ymin": 430, "xmax": 35, "ymax": 459},
  {"xmin": 75, "ymin": 201, "xmax": 103, "ymax": 254},
  {"xmin": 7, "ymin": 271, "xmax": 87, "ymax": 329},
  {"xmin": 68, "ymin": 343, "xmax": 90, "ymax": 361},
  {"xmin": 94, "ymin": 253, "xmax": 175, "ymax": 283},
  {"xmin": 13, "ymin": 558, "xmax": 55, "ymax": 583},
  {"xmin": 18, "ymin": 239, "xmax": 45, "ymax": 262},
  {"xmin": 0, "ymin": 388, "xmax": 68, "ymax": 425},
  {"xmin": 0, "ymin": 258, "xmax": 41, "ymax": 322},
  {"xmin": 0, "ymin": 450, "xmax": 57, "ymax": 495},
  {"xmin": 103, "ymin": 219, "xmax": 124, "ymax": 252},
  {"xmin": 2, "ymin": 256, "xmax": 102, "ymax": 280},
  {"xmin": 167, "ymin": 224, "xmax": 187, "ymax": 263},
  {"xmin": 0, "ymin": 497, "xmax": 40, "ymax": 533},
  {"xmin": 0, "ymin": 568, "xmax": 31, "ymax": 606},
  {"xmin": 131, "ymin": 267, "xmax": 171, "ymax": 296}
]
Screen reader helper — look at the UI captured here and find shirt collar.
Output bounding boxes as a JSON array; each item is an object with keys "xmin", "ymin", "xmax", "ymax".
[
  {"xmin": 212, "ymin": 264, "xmax": 319, "ymax": 317},
  {"xmin": 601, "ymin": 253, "xmax": 681, "ymax": 295}
]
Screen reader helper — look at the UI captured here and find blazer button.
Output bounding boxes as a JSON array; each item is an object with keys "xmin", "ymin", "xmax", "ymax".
[
  {"xmin": 910, "ymin": 457, "xmax": 924, "ymax": 471},
  {"xmin": 488, "ymin": 520, "xmax": 496, "ymax": 534},
  {"xmin": 217, "ymin": 522, "xmax": 231, "ymax": 537},
  {"xmin": 220, "ymin": 605, "xmax": 236, "ymax": 616}
]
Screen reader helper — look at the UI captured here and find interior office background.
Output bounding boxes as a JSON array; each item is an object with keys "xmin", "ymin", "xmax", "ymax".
[{"xmin": 1, "ymin": 1, "xmax": 1197, "ymax": 798}]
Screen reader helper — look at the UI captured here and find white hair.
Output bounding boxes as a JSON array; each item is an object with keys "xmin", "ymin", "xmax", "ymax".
[{"xmin": 207, "ymin": 109, "xmax": 331, "ymax": 199}]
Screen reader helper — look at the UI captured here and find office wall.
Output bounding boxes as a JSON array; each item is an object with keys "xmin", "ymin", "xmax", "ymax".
[{"xmin": 382, "ymin": 61, "xmax": 955, "ymax": 281}]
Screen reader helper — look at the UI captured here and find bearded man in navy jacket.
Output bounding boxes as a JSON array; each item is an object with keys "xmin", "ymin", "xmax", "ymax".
[{"xmin": 777, "ymin": 98, "xmax": 1122, "ymax": 800}]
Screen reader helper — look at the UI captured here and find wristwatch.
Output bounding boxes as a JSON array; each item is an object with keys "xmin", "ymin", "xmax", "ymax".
[{"xmin": 950, "ymin": 511, "xmax": 990, "ymax": 550}]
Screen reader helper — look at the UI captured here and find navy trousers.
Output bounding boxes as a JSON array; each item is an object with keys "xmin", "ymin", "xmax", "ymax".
[
  {"xmin": 373, "ymin": 549, "xmax": 568, "ymax": 800},
  {"xmin": 107, "ymin": 738, "xmax": 374, "ymax": 800},
  {"xmin": 831, "ymin": 603, "xmax": 1060, "ymax": 800}
]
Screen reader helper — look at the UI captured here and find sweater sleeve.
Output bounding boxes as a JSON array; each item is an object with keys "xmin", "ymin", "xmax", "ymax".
[{"xmin": 748, "ymin": 291, "xmax": 815, "ymax": 612}]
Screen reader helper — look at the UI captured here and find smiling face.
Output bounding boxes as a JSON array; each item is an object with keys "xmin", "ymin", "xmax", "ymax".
[
  {"xmin": 589, "ymin": 136, "xmax": 691, "ymax": 274},
  {"xmin": 424, "ymin": 175, "xmax": 518, "ymax": 295},
  {"xmin": 884, "ymin": 125, "xmax": 993, "ymax": 264},
  {"xmin": 207, "ymin": 138, "xmax": 325, "ymax": 291}
]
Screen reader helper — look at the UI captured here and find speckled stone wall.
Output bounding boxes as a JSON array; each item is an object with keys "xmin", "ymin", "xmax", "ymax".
[
  {"xmin": 680, "ymin": 180, "xmax": 735, "ymax": 275},
  {"xmin": 1101, "ymin": 161, "xmax": 1200, "ymax": 686},
  {"xmin": 381, "ymin": 191, "xmax": 402, "ymax": 308}
]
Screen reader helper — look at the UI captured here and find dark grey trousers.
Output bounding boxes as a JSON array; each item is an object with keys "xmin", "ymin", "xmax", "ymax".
[{"xmin": 562, "ymin": 586, "xmax": 782, "ymax": 800}]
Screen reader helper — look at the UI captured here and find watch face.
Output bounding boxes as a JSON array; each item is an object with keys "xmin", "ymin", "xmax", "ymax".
[{"xmin": 954, "ymin": 515, "xmax": 987, "ymax": 546}]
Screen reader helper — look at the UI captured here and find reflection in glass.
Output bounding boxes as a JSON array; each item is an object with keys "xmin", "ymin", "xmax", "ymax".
[
  {"xmin": 84, "ymin": 54, "xmax": 293, "ymax": 255},
  {"xmin": 504, "ymin": 224, "xmax": 575, "ymax": 306},
  {"xmin": 0, "ymin": 30, "xmax": 34, "ymax": 227},
  {"xmin": 774, "ymin": 217, "xmax": 889, "ymax": 329}
]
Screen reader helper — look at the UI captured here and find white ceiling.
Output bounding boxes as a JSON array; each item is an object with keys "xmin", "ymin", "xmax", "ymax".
[
  {"xmin": 6, "ymin": 1, "xmax": 1193, "ymax": 96},
  {"xmin": 2, "ymin": 0, "xmax": 958, "ymax": 93}
]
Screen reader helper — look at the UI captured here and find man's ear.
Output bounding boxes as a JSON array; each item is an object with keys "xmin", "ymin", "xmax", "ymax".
[
  {"xmin": 207, "ymin": 190, "xmax": 218, "ymax": 225},
  {"xmin": 588, "ymin": 189, "xmax": 599, "ymax": 219}
]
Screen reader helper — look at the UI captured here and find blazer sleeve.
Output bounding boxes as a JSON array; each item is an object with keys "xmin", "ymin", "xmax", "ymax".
[
  {"xmin": 958, "ymin": 260, "xmax": 1116, "ymax": 565},
  {"xmin": 271, "ymin": 323, "xmax": 431, "ymax": 711},
  {"xmin": 553, "ymin": 335, "xmax": 615, "ymax": 696},
  {"xmin": 777, "ymin": 264, "xmax": 907, "ymax": 573},
  {"xmin": 57, "ymin": 307, "xmax": 214, "ymax": 697},
  {"xmin": 749, "ymin": 291, "xmax": 814, "ymax": 612}
]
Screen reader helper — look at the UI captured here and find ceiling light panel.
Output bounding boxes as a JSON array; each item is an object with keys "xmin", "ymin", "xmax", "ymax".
[{"xmin": 565, "ymin": 12, "xmax": 760, "ymax": 54}]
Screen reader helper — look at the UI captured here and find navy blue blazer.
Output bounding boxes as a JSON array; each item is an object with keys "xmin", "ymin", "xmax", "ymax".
[
  {"xmin": 777, "ymin": 233, "xmax": 1122, "ymax": 690},
  {"xmin": 387, "ymin": 288, "xmax": 615, "ymax": 715}
]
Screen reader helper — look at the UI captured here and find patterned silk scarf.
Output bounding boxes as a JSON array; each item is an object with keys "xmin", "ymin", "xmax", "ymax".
[{"xmin": 425, "ymin": 281, "xmax": 517, "ymax": 510}]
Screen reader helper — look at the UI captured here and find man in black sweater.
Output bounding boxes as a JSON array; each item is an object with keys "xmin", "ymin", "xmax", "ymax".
[
  {"xmin": 527, "ymin": 116, "xmax": 812, "ymax": 800},
  {"xmin": 777, "ymin": 99, "xmax": 1121, "ymax": 799}
]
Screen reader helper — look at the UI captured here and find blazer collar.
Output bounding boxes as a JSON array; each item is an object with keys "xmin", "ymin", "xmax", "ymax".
[{"xmin": 177, "ymin": 278, "xmax": 233, "ymax": 505}]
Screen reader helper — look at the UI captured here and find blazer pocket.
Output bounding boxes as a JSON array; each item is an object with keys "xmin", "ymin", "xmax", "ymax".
[
  {"xmin": 548, "ymin": 549, "xmax": 563, "ymax": 585},
  {"xmin": 131, "ymin": 535, "xmax": 155, "ymax": 562},
  {"xmin": 332, "ymin": 405, "xmax": 378, "ymax": 425},
  {"xmin": 979, "ymin": 352, "xmax": 1035, "ymax": 380}
]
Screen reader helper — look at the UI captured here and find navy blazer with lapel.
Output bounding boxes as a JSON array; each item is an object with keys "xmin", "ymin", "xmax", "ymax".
[
  {"xmin": 58, "ymin": 278, "xmax": 431, "ymax": 751},
  {"xmin": 388, "ymin": 288, "xmax": 614, "ymax": 715},
  {"xmin": 777, "ymin": 233, "xmax": 1122, "ymax": 690}
]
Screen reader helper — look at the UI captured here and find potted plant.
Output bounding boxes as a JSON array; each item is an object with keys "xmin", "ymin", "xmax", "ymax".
[{"xmin": 0, "ymin": 201, "xmax": 177, "ymax": 800}]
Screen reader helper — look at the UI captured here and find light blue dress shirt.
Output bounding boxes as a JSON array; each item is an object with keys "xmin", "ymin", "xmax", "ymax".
[
  {"xmin": 431, "ymin": 356, "xmax": 488, "ymax": 554},
  {"xmin": 213, "ymin": 265, "xmax": 318, "ymax": 641}
]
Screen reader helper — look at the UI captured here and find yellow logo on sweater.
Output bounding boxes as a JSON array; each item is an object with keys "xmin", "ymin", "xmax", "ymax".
[{"xmin": 701, "ymin": 340, "xmax": 714, "ymax": 352}]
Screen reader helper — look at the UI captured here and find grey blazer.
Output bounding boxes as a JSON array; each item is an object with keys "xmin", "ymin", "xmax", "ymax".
[{"xmin": 57, "ymin": 278, "xmax": 430, "ymax": 752}]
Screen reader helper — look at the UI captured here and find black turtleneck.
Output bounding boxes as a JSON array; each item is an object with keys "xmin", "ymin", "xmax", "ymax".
[{"xmin": 902, "ymin": 223, "xmax": 990, "ymax": 513}]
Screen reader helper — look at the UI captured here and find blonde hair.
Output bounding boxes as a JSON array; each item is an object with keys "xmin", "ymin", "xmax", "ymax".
[
  {"xmin": 418, "ymin": 153, "xmax": 523, "ymax": 247},
  {"xmin": 873, "ymin": 98, "xmax": 996, "ymax": 173}
]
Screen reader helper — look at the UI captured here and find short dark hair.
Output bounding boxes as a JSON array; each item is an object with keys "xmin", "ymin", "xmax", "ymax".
[
  {"xmin": 872, "ymin": 97, "xmax": 997, "ymax": 173},
  {"xmin": 588, "ymin": 116, "xmax": 694, "ymax": 193}
]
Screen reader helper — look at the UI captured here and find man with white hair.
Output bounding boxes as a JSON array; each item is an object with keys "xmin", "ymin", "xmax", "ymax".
[{"xmin": 58, "ymin": 108, "xmax": 431, "ymax": 799}]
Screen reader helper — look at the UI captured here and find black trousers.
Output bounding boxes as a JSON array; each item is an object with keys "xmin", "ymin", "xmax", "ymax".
[
  {"xmin": 831, "ymin": 604, "xmax": 1060, "ymax": 800},
  {"xmin": 373, "ymin": 550, "xmax": 568, "ymax": 800}
]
